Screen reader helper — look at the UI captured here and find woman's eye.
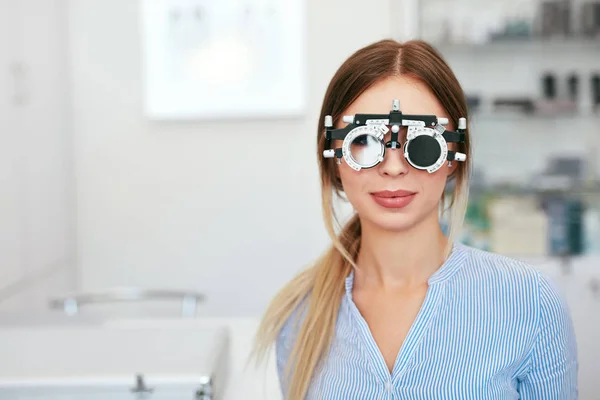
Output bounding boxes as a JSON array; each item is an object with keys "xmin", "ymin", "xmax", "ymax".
[{"xmin": 352, "ymin": 136, "xmax": 369, "ymax": 146}]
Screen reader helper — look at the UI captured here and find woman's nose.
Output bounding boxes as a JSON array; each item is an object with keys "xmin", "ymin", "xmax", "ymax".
[{"xmin": 378, "ymin": 146, "xmax": 409, "ymax": 177}]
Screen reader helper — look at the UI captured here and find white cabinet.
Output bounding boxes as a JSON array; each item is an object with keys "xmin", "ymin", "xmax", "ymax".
[
  {"xmin": 0, "ymin": 0, "xmax": 74, "ymax": 312},
  {"xmin": 0, "ymin": 322, "xmax": 230, "ymax": 400}
]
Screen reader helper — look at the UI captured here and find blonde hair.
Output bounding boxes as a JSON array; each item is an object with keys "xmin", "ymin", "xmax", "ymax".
[{"xmin": 251, "ymin": 39, "xmax": 472, "ymax": 399}]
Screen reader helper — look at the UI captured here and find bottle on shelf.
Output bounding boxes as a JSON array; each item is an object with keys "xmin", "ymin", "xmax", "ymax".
[{"xmin": 592, "ymin": 73, "xmax": 600, "ymax": 114}]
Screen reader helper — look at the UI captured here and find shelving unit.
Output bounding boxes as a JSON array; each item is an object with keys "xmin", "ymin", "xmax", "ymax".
[
  {"xmin": 413, "ymin": 1, "xmax": 600, "ymax": 112},
  {"xmin": 416, "ymin": 0, "xmax": 600, "ymax": 44},
  {"xmin": 410, "ymin": 0, "xmax": 600, "ymax": 261},
  {"xmin": 439, "ymin": 37, "xmax": 600, "ymax": 52}
]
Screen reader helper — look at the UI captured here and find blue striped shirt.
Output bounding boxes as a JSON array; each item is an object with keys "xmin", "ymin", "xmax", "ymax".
[{"xmin": 275, "ymin": 242, "xmax": 578, "ymax": 399}]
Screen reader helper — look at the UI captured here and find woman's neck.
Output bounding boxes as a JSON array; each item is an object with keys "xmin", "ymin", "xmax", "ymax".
[{"xmin": 354, "ymin": 211, "xmax": 449, "ymax": 292}]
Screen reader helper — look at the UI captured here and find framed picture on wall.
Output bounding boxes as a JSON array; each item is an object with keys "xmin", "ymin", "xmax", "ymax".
[{"xmin": 140, "ymin": 0, "xmax": 307, "ymax": 120}]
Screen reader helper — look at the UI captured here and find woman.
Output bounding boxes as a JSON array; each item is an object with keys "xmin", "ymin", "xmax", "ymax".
[{"xmin": 251, "ymin": 39, "xmax": 578, "ymax": 399}]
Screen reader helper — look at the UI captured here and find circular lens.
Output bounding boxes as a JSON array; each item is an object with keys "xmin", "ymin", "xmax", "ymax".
[
  {"xmin": 406, "ymin": 135, "xmax": 441, "ymax": 168},
  {"xmin": 349, "ymin": 134, "xmax": 383, "ymax": 167}
]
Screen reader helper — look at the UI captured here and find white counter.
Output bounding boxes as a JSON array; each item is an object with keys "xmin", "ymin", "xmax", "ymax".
[{"xmin": 0, "ymin": 316, "xmax": 282, "ymax": 400}]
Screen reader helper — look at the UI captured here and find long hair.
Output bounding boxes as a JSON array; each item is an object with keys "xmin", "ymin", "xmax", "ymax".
[{"xmin": 251, "ymin": 39, "xmax": 472, "ymax": 399}]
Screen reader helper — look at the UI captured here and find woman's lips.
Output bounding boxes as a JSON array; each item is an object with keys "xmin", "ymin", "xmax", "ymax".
[{"xmin": 370, "ymin": 190, "xmax": 416, "ymax": 209}]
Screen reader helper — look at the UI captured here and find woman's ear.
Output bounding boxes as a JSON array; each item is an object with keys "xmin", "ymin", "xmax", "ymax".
[
  {"xmin": 335, "ymin": 165, "xmax": 343, "ymax": 189},
  {"xmin": 446, "ymin": 160, "xmax": 458, "ymax": 177}
]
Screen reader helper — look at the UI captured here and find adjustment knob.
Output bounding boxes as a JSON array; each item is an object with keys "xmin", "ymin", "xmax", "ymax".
[
  {"xmin": 454, "ymin": 152, "xmax": 467, "ymax": 162},
  {"xmin": 323, "ymin": 149, "xmax": 336, "ymax": 158}
]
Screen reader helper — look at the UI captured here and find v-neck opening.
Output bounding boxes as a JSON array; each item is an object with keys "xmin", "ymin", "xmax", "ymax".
[
  {"xmin": 344, "ymin": 241, "xmax": 468, "ymax": 383},
  {"xmin": 346, "ymin": 281, "xmax": 444, "ymax": 382},
  {"xmin": 390, "ymin": 283, "xmax": 443, "ymax": 379}
]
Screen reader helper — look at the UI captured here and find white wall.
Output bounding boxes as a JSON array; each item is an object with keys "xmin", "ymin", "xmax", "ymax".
[
  {"xmin": 0, "ymin": 0, "xmax": 22, "ymax": 295},
  {"xmin": 68, "ymin": 0, "xmax": 395, "ymax": 317},
  {"xmin": 0, "ymin": 0, "xmax": 75, "ymax": 313}
]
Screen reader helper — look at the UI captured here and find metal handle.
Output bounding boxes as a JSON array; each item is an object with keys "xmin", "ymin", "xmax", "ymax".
[{"xmin": 49, "ymin": 288, "xmax": 206, "ymax": 317}]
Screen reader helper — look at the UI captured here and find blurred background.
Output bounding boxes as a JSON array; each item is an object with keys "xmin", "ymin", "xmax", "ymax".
[{"xmin": 0, "ymin": 0, "xmax": 598, "ymax": 399}]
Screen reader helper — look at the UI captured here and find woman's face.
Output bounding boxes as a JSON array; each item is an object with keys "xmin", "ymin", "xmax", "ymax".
[{"xmin": 335, "ymin": 75, "xmax": 456, "ymax": 232}]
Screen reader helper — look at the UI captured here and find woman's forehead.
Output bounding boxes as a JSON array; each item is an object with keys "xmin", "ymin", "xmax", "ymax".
[{"xmin": 342, "ymin": 76, "xmax": 448, "ymax": 120}]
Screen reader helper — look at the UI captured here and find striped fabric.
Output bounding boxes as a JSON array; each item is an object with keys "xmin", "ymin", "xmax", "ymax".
[{"xmin": 275, "ymin": 242, "xmax": 578, "ymax": 399}]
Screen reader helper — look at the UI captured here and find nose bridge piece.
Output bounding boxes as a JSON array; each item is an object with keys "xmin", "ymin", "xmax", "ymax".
[{"xmin": 384, "ymin": 123, "xmax": 406, "ymax": 151}]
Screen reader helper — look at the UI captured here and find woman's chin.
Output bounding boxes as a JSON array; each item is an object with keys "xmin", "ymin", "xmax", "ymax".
[{"xmin": 362, "ymin": 214, "xmax": 420, "ymax": 233}]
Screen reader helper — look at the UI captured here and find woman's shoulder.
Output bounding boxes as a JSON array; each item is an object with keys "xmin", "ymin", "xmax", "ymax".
[
  {"xmin": 455, "ymin": 245, "xmax": 577, "ymax": 392},
  {"xmin": 454, "ymin": 243, "xmax": 566, "ymax": 304},
  {"xmin": 454, "ymin": 244, "xmax": 575, "ymax": 345},
  {"xmin": 457, "ymin": 242, "xmax": 545, "ymax": 280}
]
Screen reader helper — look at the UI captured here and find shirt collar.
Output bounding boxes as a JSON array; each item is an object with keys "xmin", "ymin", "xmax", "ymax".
[{"xmin": 345, "ymin": 241, "xmax": 470, "ymax": 298}]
